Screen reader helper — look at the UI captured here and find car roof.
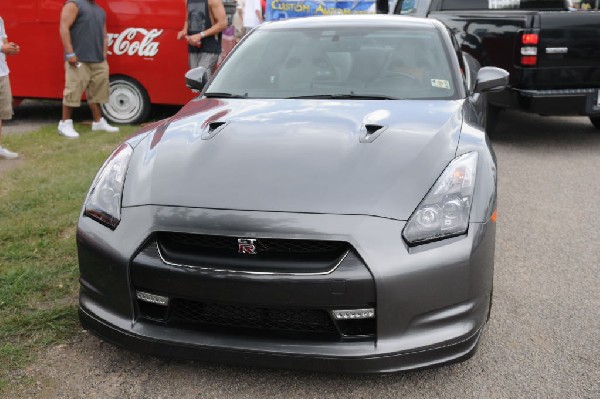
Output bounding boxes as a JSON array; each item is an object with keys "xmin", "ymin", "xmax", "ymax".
[{"xmin": 259, "ymin": 15, "xmax": 442, "ymax": 31}]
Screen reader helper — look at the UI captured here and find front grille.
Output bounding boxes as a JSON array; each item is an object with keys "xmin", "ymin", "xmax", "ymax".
[
  {"xmin": 169, "ymin": 299, "xmax": 338, "ymax": 337},
  {"xmin": 160, "ymin": 232, "xmax": 347, "ymax": 254},
  {"xmin": 156, "ymin": 233, "xmax": 350, "ymax": 273}
]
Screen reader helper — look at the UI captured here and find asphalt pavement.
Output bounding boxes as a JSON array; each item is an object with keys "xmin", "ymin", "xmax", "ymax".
[{"xmin": 5, "ymin": 105, "xmax": 600, "ymax": 398}]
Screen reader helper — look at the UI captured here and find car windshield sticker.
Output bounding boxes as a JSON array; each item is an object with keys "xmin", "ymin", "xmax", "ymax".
[{"xmin": 431, "ymin": 79, "xmax": 451, "ymax": 89}]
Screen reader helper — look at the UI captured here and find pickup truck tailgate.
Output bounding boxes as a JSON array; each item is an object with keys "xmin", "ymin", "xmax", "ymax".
[{"xmin": 536, "ymin": 12, "xmax": 600, "ymax": 88}]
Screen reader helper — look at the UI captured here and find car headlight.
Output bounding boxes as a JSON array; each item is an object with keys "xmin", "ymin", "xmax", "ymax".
[
  {"xmin": 403, "ymin": 152, "xmax": 478, "ymax": 245},
  {"xmin": 83, "ymin": 143, "xmax": 133, "ymax": 229}
]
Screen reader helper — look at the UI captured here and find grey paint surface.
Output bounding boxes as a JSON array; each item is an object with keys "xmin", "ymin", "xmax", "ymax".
[
  {"xmin": 75, "ymin": 15, "xmax": 497, "ymax": 374},
  {"xmin": 122, "ymin": 99, "xmax": 465, "ymax": 221}
]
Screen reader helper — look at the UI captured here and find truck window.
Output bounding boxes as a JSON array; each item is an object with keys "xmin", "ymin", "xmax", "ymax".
[{"xmin": 440, "ymin": 0, "xmax": 569, "ymax": 10}]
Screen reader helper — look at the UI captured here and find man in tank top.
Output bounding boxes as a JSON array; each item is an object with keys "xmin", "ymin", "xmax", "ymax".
[
  {"xmin": 177, "ymin": 0, "xmax": 228, "ymax": 73},
  {"xmin": 58, "ymin": 0, "xmax": 119, "ymax": 138}
]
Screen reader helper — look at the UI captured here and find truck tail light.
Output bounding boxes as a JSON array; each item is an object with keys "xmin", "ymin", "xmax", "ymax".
[
  {"xmin": 520, "ymin": 31, "xmax": 539, "ymax": 67},
  {"xmin": 522, "ymin": 33, "xmax": 539, "ymax": 45}
]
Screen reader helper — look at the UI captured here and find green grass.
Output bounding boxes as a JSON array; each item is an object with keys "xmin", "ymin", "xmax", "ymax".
[{"xmin": 0, "ymin": 123, "xmax": 138, "ymax": 390}]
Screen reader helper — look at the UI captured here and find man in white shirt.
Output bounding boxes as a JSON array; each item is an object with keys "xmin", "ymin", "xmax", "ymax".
[
  {"xmin": 243, "ymin": 0, "xmax": 263, "ymax": 34},
  {"xmin": 0, "ymin": 16, "xmax": 20, "ymax": 160}
]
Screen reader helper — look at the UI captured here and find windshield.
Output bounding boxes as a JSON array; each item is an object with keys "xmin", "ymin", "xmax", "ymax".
[{"xmin": 206, "ymin": 27, "xmax": 459, "ymax": 100}]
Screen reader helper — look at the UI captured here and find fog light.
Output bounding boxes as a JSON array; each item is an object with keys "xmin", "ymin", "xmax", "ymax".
[
  {"xmin": 136, "ymin": 291, "xmax": 170, "ymax": 306},
  {"xmin": 332, "ymin": 308, "xmax": 375, "ymax": 320}
]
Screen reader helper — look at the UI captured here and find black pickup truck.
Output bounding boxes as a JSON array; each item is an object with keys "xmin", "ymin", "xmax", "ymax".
[{"xmin": 393, "ymin": 0, "xmax": 600, "ymax": 131}]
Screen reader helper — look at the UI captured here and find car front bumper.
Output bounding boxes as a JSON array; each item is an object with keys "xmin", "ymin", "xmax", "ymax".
[{"xmin": 77, "ymin": 205, "xmax": 495, "ymax": 373}]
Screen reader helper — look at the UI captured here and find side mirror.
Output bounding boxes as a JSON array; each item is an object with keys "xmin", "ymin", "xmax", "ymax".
[
  {"xmin": 474, "ymin": 67, "xmax": 509, "ymax": 93},
  {"xmin": 185, "ymin": 67, "xmax": 211, "ymax": 92}
]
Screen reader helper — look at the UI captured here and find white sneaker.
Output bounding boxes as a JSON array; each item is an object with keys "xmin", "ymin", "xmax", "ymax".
[
  {"xmin": 92, "ymin": 117, "xmax": 119, "ymax": 133},
  {"xmin": 0, "ymin": 146, "xmax": 19, "ymax": 159},
  {"xmin": 58, "ymin": 119, "xmax": 80, "ymax": 138}
]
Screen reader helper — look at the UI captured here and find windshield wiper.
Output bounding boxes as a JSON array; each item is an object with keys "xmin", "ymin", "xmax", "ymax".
[
  {"xmin": 287, "ymin": 93, "xmax": 400, "ymax": 100},
  {"xmin": 204, "ymin": 92, "xmax": 248, "ymax": 98}
]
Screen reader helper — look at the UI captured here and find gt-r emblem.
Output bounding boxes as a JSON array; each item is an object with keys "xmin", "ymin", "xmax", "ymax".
[{"xmin": 238, "ymin": 238, "xmax": 257, "ymax": 255}]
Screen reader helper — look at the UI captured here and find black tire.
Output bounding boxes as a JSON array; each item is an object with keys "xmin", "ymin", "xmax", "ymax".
[
  {"xmin": 485, "ymin": 102, "xmax": 501, "ymax": 135},
  {"xmin": 590, "ymin": 116, "xmax": 600, "ymax": 130},
  {"xmin": 101, "ymin": 76, "xmax": 151, "ymax": 124}
]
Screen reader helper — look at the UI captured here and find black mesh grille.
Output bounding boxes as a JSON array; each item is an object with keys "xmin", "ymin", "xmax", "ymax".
[
  {"xmin": 160, "ymin": 233, "xmax": 347, "ymax": 254},
  {"xmin": 156, "ymin": 233, "xmax": 350, "ymax": 273},
  {"xmin": 170, "ymin": 299, "xmax": 338, "ymax": 335}
]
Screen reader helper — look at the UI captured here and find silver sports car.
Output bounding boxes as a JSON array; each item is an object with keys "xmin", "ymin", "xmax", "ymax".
[{"xmin": 77, "ymin": 15, "xmax": 508, "ymax": 373}]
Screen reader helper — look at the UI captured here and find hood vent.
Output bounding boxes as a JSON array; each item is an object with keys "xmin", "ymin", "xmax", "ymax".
[
  {"xmin": 359, "ymin": 124, "xmax": 387, "ymax": 143},
  {"xmin": 202, "ymin": 121, "xmax": 228, "ymax": 140}
]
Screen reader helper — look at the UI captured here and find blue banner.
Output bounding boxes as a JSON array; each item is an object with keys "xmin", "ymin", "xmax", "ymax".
[{"xmin": 266, "ymin": 0, "xmax": 377, "ymax": 21}]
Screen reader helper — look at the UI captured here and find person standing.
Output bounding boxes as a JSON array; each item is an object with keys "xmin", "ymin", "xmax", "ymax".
[
  {"xmin": 0, "ymin": 16, "xmax": 19, "ymax": 159},
  {"xmin": 58, "ymin": 0, "xmax": 119, "ymax": 139},
  {"xmin": 177, "ymin": 0, "xmax": 227, "ymax": 72},
  {"xmin": 243, "ymin": 0, "xmax": 262, "ymax": 35},
  {"xmin": 376, "ymin": 0, "xmax": 389, "ymax": 14},
  {"xmin": 232, "ymin": 0, "xmax": 245, "ymax": 43}
]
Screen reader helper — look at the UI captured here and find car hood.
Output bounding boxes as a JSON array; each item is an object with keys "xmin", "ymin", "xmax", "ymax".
[{"xmin": 122, "ymin": 98, "xmax": 464, "ymax": 221}]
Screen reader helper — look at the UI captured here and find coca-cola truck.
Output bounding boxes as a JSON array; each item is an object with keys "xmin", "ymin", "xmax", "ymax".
[{"xmin": 1, "ymin": 0, "xmax": 233, "ymax": 124}]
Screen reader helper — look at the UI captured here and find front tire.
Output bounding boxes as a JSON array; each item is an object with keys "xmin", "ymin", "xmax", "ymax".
[
  {"xmin": 590, "ymin": 116, "xmax": 600, "ymax": 130},
  {"xmin": 102, "ymin": 76, "xmax": 151, "ymax": 124}
]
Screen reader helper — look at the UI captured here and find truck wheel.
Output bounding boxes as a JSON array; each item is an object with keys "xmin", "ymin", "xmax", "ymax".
[
  {"xmin": 590, "ymin": 116, "xmax": 600, "ymax": 130},
  {"xmin": 485, "ymin": 103, "xmax": 501, "ymax": 134},
  {"xmin": 102, "ymin": 76, "xmax": 151, "ymax": 124}
]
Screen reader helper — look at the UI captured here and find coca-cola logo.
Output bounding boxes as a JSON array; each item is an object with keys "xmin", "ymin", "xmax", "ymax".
[{"xmin": 107, "ymin": 28, "xmax": 163, "ymax": 57}]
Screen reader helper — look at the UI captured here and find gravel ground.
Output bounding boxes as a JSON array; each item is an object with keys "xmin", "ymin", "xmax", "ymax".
[{"xmin": 3, "ymin": 106, "xmax": 600, "ymax": 398}]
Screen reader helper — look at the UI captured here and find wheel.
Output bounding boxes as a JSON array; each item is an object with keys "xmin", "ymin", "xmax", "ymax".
[
  {"xmin": 485, "ymin": 102, "xmax": 501, "ymax": 134},
  {"xmin": 590, "ymin": 116, "xmax": 600, "ymax": 130},
  {"xmin": 101, "ymin": 76, "xmax": 151, "ymax": 124}
]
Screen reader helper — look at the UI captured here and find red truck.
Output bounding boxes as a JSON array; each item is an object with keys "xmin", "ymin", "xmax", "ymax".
[{"xmin": 1, "ymin": 0, "xmax": 235, "ymax": 124}]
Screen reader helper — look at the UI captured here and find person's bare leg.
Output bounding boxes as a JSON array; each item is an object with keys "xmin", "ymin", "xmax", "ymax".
[
  {"xmin": 89, "ymin": 103, "xmax": 101, "ymax": 123},
  {"xmin": 62, "ymin": 104, "xmax": 73, "ymax": 122}
]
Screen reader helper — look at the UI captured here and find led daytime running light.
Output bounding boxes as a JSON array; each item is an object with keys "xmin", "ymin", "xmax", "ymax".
[{"xmin": 332, "ymin": 308, "xmax": 375, "ymax": 320}]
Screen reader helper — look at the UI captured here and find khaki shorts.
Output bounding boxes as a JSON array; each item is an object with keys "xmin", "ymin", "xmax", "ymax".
[
  {"xmin": 0, "ymin": 75, "xmax": 13, "ymax": 121},
  {"xmin": 63, "ymin": 61, "xmax": 110, "ymax": 107}
]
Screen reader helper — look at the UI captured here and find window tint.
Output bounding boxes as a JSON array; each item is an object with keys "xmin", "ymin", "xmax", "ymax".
[{"xmin": 207, "ymin": 27, "xmax": 458, "ymax": 100}]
